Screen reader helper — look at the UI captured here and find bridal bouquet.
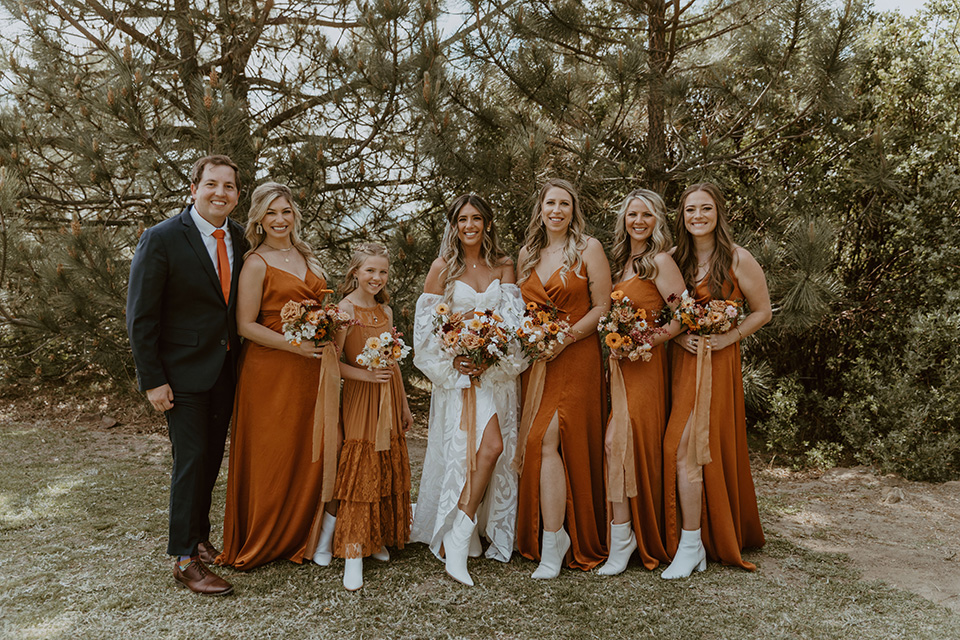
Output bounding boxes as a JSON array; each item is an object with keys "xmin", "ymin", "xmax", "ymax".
[
  {"xmin": 516, "ymin": 301, "xmax": 572, "ymax": 361},
  {"xmin": 356, "ymin": 328, "xmax": 411, "ymax": 370},
  {"xmin": 669, "ymin": 290, "xmax": 745, "ymax": 336},
  {"xmin": 432, "ymin": 302, "xmax": 514, "ymax": 370},
  {"xmin": 597, "ymin": 290, "xmax": 667, "ymax": 362},
  {"xmin": 281, "ymin": 299, "xmax": 354, "ymax": 346}
]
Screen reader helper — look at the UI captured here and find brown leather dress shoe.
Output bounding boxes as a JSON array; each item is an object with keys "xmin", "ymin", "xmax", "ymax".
[
  {"xmin": 197, "ymin": 540, "xmax": 221, "ymax": 565},
  {"xmin": 173, "ymin": 559, "xmax": 234, "ymax": 596}
]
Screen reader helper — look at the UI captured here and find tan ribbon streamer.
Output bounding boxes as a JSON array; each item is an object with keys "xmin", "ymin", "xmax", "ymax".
[
  {"xmin": 686, "ymin": 339, "xmax": 713, "ymax": 484},
  {"xmin": 313, "ymin": 343, "xmax": 341, "ymax": 502},
  {"xmin": 513, "ymin": 359, "xmax": 547, "ymax": 475},
  {"xmin": 374, "ymin": 376, "xmax": 394, "ymax": 452},
  {"xmin": 457, "ymin": 379, "xmax": 479, "ymax": 509},
  {"xmin": 606, "ymin": 359, "xmax": 638, "ymax": 503}
]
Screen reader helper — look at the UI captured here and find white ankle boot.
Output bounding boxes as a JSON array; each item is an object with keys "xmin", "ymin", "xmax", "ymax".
[
  {"xmin": 371, "ymin": 546, "xmax": 390, "ymax": 562},
  {"xmin": 661, "ymin": 528, "xmax": 706, "ymax": 579},
  {"xmin": 443, "ymin": 510, "xmax": 477, "ymax": 586},
  {"xmin": 531, "ymin": 527, "xmax": 571, "ymax": 579},
  {"xmin": 597, "ymin": 521, "xmax": 638, "ymax": 576},
  {"xmin": 312, "ymin": 511, "xmax": 336, "ymax": 566},
  {"xmin": 343, "ymin": 557, "xmax": 363, "ymax": 591}
]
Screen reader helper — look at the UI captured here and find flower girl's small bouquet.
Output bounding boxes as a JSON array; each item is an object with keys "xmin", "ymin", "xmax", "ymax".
[
  {"xmin": 432, "ymin": 302, "xmax": 514, "ymax": 370},
  {"xmin": 669, "ymin": 290, "xmax": 745, "ymax": 336},
  {"xmin": 280, "ymin": 299, "xmax": 354, "ymax": 346},
  {"xmin": 597, "ymin": 290, "xmax": 668, "ymax": 362},
  {"xmin": 516, "ymin": 301, "xmax": 572, "ymax": 361},
  {"xmin": 356, "ymin": 328, "xmax": 411, "ymax": 370}
]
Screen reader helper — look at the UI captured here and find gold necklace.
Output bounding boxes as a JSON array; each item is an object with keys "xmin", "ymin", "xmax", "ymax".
[{"xmin": 264, "ymin": 242, "xmax": 294, "ymax": 263}]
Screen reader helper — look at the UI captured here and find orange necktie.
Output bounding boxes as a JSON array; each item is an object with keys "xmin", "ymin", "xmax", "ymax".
[{"xmin": 212, "ymin": 229, "xmax": 230, "ymax": 303}]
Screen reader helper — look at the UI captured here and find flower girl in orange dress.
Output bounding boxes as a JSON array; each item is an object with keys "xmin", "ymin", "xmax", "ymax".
[{"xmin": 330, "ymin": 243, "xmax": 414, "ymax": 590}]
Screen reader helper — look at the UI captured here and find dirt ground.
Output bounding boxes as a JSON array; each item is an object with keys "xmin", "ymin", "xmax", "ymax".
[
  {"xmin": 6, "ymin": 383, "xmax": 960, "ymax": 616},
  {"xmin": 754, "ymin": 464, "xmax": 960, "ymax": 614}
]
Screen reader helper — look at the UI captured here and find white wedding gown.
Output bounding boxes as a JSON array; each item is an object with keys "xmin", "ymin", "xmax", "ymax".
[{"xmin": 410, "ymin": 279, "xmax": 527, "ymax": 562}]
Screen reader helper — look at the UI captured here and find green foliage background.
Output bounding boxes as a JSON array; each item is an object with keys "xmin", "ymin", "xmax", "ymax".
[{"xmin": 0, "ymin": 0, "xmax": 957, "ymax": 479}]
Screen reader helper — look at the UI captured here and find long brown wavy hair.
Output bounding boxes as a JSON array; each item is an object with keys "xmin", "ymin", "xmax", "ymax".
[
  {"xmin": 672, "ymin": 182, "xmax": 735, "ymax": 299},
  {"xmin": 243, "ymin": 182, "xmax": 326, "ymax": 280},
  {"xmin": 438, "ymin": 193, "xmax": 508, "ymax": 298},
  {"xmin": 338, "ymin": 242, "xmax": 391, "ymax": 304},
  {"xmin": 517, "ymin": 178, "xmax": 587, "ymax": 285},
  {"xmin": 610, "ymin": 188, "xmax": 671, "ymax": 283}
]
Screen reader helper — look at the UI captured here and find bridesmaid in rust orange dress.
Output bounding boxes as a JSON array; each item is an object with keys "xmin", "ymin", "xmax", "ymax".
[
  {"xmin": 597, "ymin": 189, "xmax": 685, "ymax": 576},
  {"xmin": 331, "ymin": 243, "xmax": 413, "ymax": 591},
  {"xmin": 217, "ymin": 183, "xmax": 335, "ymax": 570},
  {"xmin": 661, "ymin": 183, "xmax": 771, "ymax": 579},
  {"xmin": 516, "ymin": 178, "xmax": 611, "ymax": 578}
]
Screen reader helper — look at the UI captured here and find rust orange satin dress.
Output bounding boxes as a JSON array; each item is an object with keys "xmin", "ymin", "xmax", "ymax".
[
  {"xmin": 663, "ymin": 274, "xmax": 764, "ymax": 570},
  {"xmin": 332, "ymin": 304, "xmax": 411, "ymax": 559},
  {"xmin": 216, "ymin": 259, "xmax": 330, "ymax": 570},
  {"xmin": 517, "ymin": 266, "xmax": 607, "ymax": 570},
  {"xmin": 611, "ymin": 275, "xmax": 671, "ymax": 569}
]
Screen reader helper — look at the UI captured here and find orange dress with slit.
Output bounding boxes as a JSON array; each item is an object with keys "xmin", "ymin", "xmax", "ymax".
[
  {"xmin": 517, "ymin": 266, "xmax": 607, "ymax": 570},
  {"xmin": 217, "ymin": 260, "xmax": 330, "ymax": 570},
  {"xmin": 332, "ymin": 304, "xmax": 411, "ymax": 558},
  {"xmin": 610, "ymin": 275, "xmax": 671, "ymax": 569},
  {"xmin": 663, "ymin": 274, "xmax": 764, "ymax": 570}
]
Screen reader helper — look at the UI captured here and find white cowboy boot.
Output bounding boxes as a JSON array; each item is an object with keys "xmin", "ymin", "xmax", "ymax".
[
  {"xmin": 372, "ymin": 546, "xmax": 390, "ymax": 562},
  {"xmin": 311, "ymin": 511, "xmax": 336, "ymax": 566},
  {"xmin": 443, "ymin": 509, "xmax": 477, "ymax": 586},
  {"xmin": 343, "ymin": 557, "xmax": 363, "ymax": 591},
  {"xmin": 661, "ymin": 528, "xmax": 706, "ymax": 579},
  {"xmin": 597, "ymin": 521, "xmax": 638, "ymax": 576},
  {"xmin": 531, "ymin": 527, "xmax": 571, "ymax": 579}
]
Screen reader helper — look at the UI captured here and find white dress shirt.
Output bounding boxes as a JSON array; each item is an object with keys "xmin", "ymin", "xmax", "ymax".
[{"xmin": 189, "ymin": 205, "xmax": 234, "ymax": 274}]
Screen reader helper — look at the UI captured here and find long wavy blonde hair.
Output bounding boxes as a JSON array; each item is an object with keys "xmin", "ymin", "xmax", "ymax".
[
  {"xmin": 438, "ymin": 193, "xmax": 508, "ymax": 298},
  {"xmin": 244, "ymin": 182, "xmax": 326, "ymax": 280},
  {"xmin": 517, "ymin": 178, "xmax": 587, "ymax": 285},
  {"xmin": 673, "ymin": 182, "xmax": 735, "ymax": 299},
  {"xmin": 338, "ymin": 242, "xmax": 391, "ymax": 304},
  {"xmin": 610, "ymin": 189, "xmax": 671, "ymax": 283}
]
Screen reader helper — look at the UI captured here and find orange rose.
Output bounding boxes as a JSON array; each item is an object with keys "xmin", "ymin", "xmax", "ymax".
[
  {"xmin": 610, "ymin": 290, "xmax": 625, "ymax": 302},
  {"xmin": 526, "ymin": 301, "xmax": 539, "ymax": 311}
]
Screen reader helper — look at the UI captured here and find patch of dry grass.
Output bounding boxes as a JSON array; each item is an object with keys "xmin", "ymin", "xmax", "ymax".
[{"xmin": 2, "ymin": 416, "xmax": 959, "ymax": 640}]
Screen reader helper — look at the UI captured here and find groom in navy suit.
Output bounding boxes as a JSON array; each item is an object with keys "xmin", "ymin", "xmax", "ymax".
[{"xmin": 127, "ymin": 155, "xmax": 247, "ymax": 595}]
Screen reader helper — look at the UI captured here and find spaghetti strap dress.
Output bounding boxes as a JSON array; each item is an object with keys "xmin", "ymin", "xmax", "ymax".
[
  {"xmin": 333, "ymin": 303, "xmax": 411, "ymax": 558},
  {"xmin": 217, "ymin": 258, "xmax": 331, "ymax": 569},
  {"xmin": 610, "ymin": 275, "xmax": 671, "ymax": 568},
  {"xmin": 663, "ymin": 273, "xmax": 765, "ymax": 570},
  {"xmin": 517, "ymin": 266, "xmax": 607, "ymax": 570}
]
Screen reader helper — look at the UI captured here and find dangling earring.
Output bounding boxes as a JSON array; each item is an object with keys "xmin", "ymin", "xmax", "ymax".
[
  {"xmin": 352, "ymin": 277, "xmax": 359, "ymax": 289},
  {"xmin": 256, "ymin": 223, "xmax": 263, "ymax": 235}
]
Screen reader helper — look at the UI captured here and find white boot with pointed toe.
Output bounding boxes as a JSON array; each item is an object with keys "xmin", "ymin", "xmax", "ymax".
[
  {"xmin": 531, "ymin": 527, "xmax": 571, "ymax": 579},
  {"xmin": 661, "ymin": 528, "xmax": 706, "ymax": 579},
  {"xmin": 443, "ymin": 510, "xmax": 477, "ymax": 586},
  {"xmin": 597, "ymin": 521, "xmax": 638, "ymax": 576}
]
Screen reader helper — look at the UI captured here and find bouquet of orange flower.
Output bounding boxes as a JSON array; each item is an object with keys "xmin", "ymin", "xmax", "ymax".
[
  {"xmin": 432, "ymin": 302, "xmax": 515, "ymax": 369},
  {"xmin": 516, "ymin": 301, "xmax": 572, "ymax": 361},
  {"xmin": 669, "ymin": 290, "xmax": 745, "ymax": 336},
  {"xmin": 356, "ymin": 328, "xmax": 411, "ymax": 370},
  {"xmin": 597, "ymin": 290, "xmax": 667, "ymax": 362},
  {"xmin": 281, "ymin": 299, "xmax": 355, "ymax": 346}
]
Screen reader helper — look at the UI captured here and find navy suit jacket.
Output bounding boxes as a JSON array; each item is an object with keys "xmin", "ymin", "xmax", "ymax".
[{"xmin": 126, "ymin": 207, "xmax": 248, "ymax": 393}]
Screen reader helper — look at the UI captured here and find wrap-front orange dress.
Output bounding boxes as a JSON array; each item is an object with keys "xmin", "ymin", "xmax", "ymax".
[
  {"xmin": 663, "ymin": 273, "xmax": 764, "ymax": 570},
  {"xmin": 610, "ymin": 275, "xmax": 671, "ymax": 569},
  {"xmin": 332, "ymin": 304, "xmax": 411, "ymax": 559},
  {"xmin": 517, "ymin": 266, "xmax": 607, "ymax": 570},
  {"xmin": 216, "ymin": 259, "xmax": 330, "ymax": 570}
]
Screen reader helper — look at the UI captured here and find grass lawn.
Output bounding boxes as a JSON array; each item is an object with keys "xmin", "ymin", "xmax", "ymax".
[{"xmin": 2, "ymin": 416, "xmax": 959, "ymax": 639}]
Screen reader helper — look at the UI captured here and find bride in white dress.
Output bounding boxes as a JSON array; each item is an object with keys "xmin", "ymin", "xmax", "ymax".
[{"xmin": 411, "ymin": 193, "xmax": 526, "ymax": 586}]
